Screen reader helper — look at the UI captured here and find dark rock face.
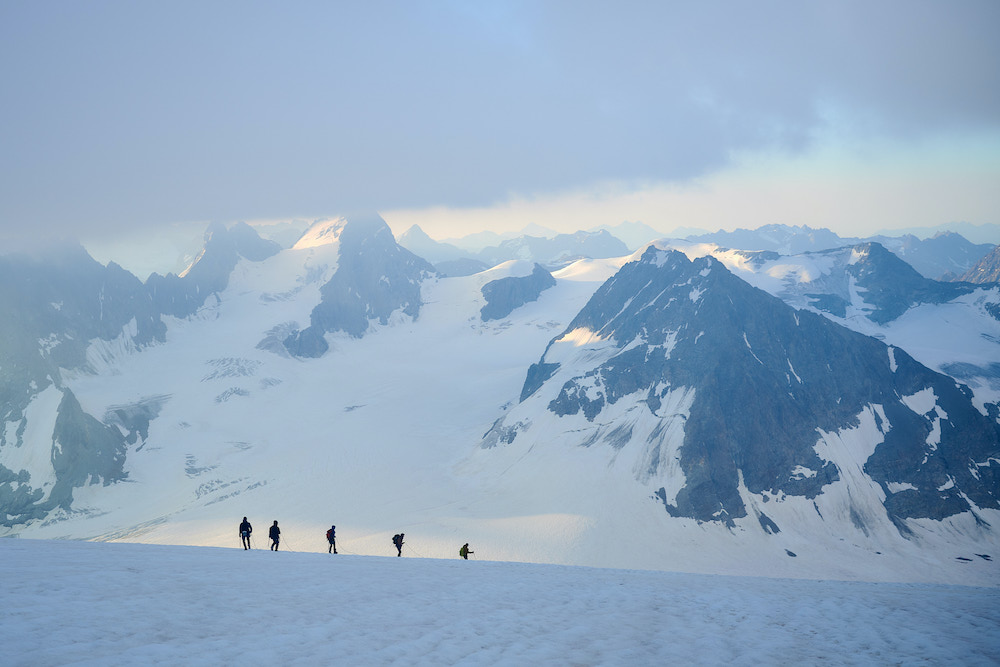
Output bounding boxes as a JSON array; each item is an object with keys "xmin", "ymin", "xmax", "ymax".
[
  {"xmin": 844, "ymin": 243, "xmax": 976, "ymax": 324},
  {"xmin": 228, "ymin": 221, "xmax": 284, "ymax": 261},
  {"xmin": 480, "ymin": 264, "xmax": 556, "ymax": 322},
  {"xmin": 49, "ymin": 389, "xmax": 129, "ymax": 510},
  {"xmin": 0, "ymin": 242, "xmax": 165, "ymax": 421},
  {"xmin": 103, "ymin": 395, "xmax": 170, "ymax": 448},
  {"xmin": 515, "ymin": 247, "xmax": 1000, "ymax": 529},
  {"xmin": 147, "ymin": 222, "xmax": 280, "ymax": 318},
  {"xmin": 0, "ymin": 223, "xmax": 278, "ymax": 527},
  {"xmin": 282, "ymin": 327, "xmax": 330, "ymax": 358},
  {"xmin": 0, "ymin": 243, "xmax": 160, "ymax": 526},
  {"xmin": 285, "ymin": 216, "xmax": 436, "ymax": 357},
  {"xmin": 958, "ymin": 244, "xmax": 1000, "ymax": 284}
]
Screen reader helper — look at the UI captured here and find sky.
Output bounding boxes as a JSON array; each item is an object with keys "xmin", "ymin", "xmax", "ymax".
[{"xmin": 1, "ymin": 1, "xmax": 998, "ymax": 246}]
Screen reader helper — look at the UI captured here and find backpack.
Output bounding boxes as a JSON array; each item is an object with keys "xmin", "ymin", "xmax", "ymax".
[{"xmin": 326, "ymin": 528, "xmax": 334, "ymax": 542}]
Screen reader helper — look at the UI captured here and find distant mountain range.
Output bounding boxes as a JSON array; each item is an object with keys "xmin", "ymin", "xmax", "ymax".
[
  {"xmin": 397, "ymin": 222, "xmax": 997, "ymax": 281},
  {"xmin": 398, "ymin": 225, "xmax": 629, "ymax": 275}
]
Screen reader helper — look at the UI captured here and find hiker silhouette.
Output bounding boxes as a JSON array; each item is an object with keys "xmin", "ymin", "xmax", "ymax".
[
  {"xmin": 269, "ymin": 521, "xmax": 280, "ymax": 551},
  {"xmin": 239, "ymin": 517, "xmax": 252, "ymax": 550}
]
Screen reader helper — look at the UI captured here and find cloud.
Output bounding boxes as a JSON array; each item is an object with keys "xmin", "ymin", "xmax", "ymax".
[
  {"xmin": 382, "ymin": 130, "xmax": 1000, "ymax": 240},
  {"xmin": 0, "ymin": 1, "xmax": 997, "ymax": 241}
]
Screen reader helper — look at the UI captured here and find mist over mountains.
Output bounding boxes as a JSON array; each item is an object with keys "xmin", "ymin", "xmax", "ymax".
[{"xmin": 2, "ymin": 215, "xmax": 998, "ymax": 585}]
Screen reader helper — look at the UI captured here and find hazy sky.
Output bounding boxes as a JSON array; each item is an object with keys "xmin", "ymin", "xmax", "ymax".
[{"xmin": 2, "ymin": 1, "xmax": 998, "ymax": 244}]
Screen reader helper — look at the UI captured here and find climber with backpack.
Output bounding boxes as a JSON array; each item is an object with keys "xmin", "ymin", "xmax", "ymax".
[
  {"xmin": 459, "ymin": 543, "xmax": 473, "ymax": 560},
  {"xmin": 269, "ymin": 520, "xmax": 281, "ymax": 551},
  {"xmin": 326, "ymin": 525, "xmax": 337, "ymax": 554},
  {"xmin": 239, "ymin": 517, "xmax": 252, "ymax": 550},
  {"xmin": 392, "ymin": 533, "xmax": 404, "ymax": 557}
]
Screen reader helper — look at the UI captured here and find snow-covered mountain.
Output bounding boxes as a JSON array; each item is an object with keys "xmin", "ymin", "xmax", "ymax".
[
  {"xmin": 874, "ymin": 221, "xmax": 1000, "ymax": 246},
  {"xmin": 686, "ymin": 223, "xmax": 855, "ymax": 255},
  {"xmin": 873, "ymin": 232, "xmax": 995, "ymax": 280},
  {"xmin": 487, "ymin": 246, "xmax": 998, "ymax": 535},
  {"xmin": 656, "ymin": 240, "xmax": 1000, "ymax": 409},
  {"xmin": 283, "ymin": 215, "xmax": 435, "ymax": 356},
  {"xmin": 683, "ymin": 224, "xmax": 994, "ymax": 280},
  {"xmin": 403, "ymin": 221, "xmax": 991, "ymax": 281},
  {"xmin": 590, "ymin": 220, "xmax": 667, "ymax": 251},
  {"xmin": 0, "ymin": 222, "xmax": 284, "ymax": 528},
  {"xmin": 478, "ymin": 230, "xmax": 629, "ymax": 269},
  {"xmin": 2, "ymin": 221, "xmax": 998, "ymax": 586},
  {"xmin": 396, "ymin": 224, "xmax": 469, "ymax": 265},
  {"xmin": 399, "ymin": 227, "xmax": 630, "ymax": 274}
]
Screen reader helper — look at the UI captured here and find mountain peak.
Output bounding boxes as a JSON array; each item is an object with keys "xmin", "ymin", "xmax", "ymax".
[
  {"xmin": 398, "ymin": 224, "xmax": 432, "ymax": 243},
  {"xmin": 283, "ymin": 214, "xmax": 436, "ymax": 356},
  {"xmin": 292, "ymin": 217, "xmax": 349, "ymax": 250},
  {"xmin": 492, "ymin": 245, "xmax": 1000, "ymax": 531}
]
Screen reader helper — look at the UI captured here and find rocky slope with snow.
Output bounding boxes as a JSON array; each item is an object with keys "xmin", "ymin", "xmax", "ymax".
[
  {"xmin": 489, "ymin": 246, "xmax": 999, "ymax": 534},
  {"xmin": 654, "ymin": 240, "xmax": 1000, "ymax": 409},
  {"xmin": 959, "ymin": 244, "xmax": 1000, "ymax": 284}
]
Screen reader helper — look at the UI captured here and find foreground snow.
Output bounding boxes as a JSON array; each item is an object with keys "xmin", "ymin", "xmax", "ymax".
[{"xmin": 3, "ymin": 540, "xmax": 998, "ymax": 666}]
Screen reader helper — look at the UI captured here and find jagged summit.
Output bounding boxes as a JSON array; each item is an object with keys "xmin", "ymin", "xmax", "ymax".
[
  {"xmin": 292, "ymin": 213, "xmax": 395, "ymax": 251},
  {"xmin": 292, "ymin": 216, "xmax": 350, "ymax": 249},
  {"xmin": 396, "ymin": 223, "xmax": 468, "ymax": 265},
  {"xmin": 841, "ymin": 242, "xmax": 974, "ymax": 323},
  {"xmin": 149, "ymin": 221, "xmax": 280, "ymax": 319},
  {"xmin": 283, "ymin": 214, "xmax": 436, "ymax": 356},
  {"xmin": 398, "ymin": 224, "xmax": 433, "ymax": 244}
]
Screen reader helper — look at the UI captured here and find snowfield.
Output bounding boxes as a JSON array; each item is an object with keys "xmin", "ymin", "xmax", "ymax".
[{"xmin": 3, "ymin": 539, "xmax": 998, "ymax": 666}]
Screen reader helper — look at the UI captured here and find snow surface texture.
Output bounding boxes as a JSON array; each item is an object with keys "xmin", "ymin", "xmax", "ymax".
[{"xmin": 3, "ymin": 539, "xmax": 998, "ymax": 666}]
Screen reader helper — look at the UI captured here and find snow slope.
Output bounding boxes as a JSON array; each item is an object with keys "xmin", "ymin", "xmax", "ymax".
[{"xmin": 3, "ymin": 539, "xmax": 998, "ymax": 666}]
